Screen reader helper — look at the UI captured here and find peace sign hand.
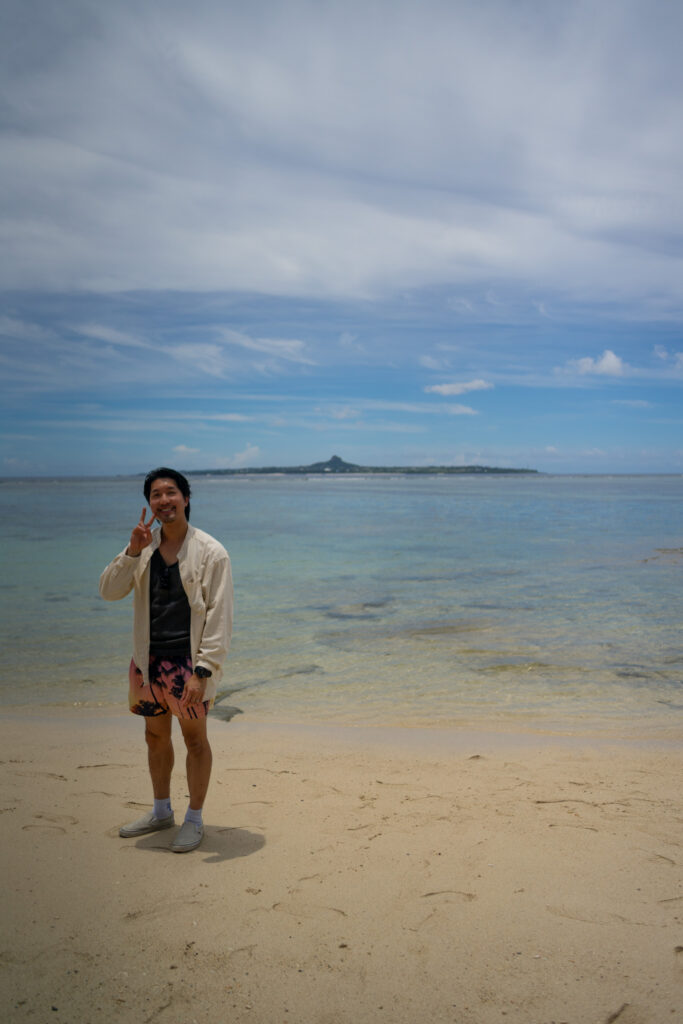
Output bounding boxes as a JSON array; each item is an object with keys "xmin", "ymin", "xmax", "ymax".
[{"xmin": 126, "ymin": 507, "xmax": 156, "ymax": 557}]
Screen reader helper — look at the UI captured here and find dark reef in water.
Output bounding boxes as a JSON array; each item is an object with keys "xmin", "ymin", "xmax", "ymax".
[{"xmin": 190, "ymin": 455, "xmax": 538, "ymax": 476}]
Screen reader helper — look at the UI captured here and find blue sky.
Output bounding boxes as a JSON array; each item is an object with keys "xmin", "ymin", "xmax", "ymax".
[{"xmin": 2, "ymin": 0, "xmax": 682, "ymax": 475}]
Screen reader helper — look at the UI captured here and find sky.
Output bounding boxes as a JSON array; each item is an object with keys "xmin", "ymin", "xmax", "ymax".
[{"xmin": 1, "ymin": 0, "xmax": 683, "ymax": 476}]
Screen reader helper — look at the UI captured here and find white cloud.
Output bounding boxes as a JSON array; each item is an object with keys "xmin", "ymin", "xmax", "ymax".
[
  {"xmin": 612, "ymin": 399, "xmax": 651, "ymax": 408},
  {"xmin": 231, "ymin": 444, "xmax": 260, "ymax": 467},
  {"xmin": 424, "ymin": 379, "xmax": 493, "ymax": 396},
  {"xmin": 566, "ymin": 349, "xmax": 627, "ymax": 377},
  {"xmin": 203, "ymin": 444, "xmax": 261, "ymax": 468},
  {"xmin": 447, "ymin": 404, "xmax": 478, "ymax": 415},
  {"xmin": 173, "ymin": 444, "xmax": 200, "ymax": 454}
]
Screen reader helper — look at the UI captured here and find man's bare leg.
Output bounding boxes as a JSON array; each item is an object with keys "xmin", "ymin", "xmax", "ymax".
[
  {"xmin": 179, "ymin": 716, "xmax": 212, "ymax": 811},
  {"xmin": 119, "ymin": 714, "xmax": 175, "ymax": 837},
  {"xmin": 145, "ymin": 713, "xmax": 174, "ymax": 800}
]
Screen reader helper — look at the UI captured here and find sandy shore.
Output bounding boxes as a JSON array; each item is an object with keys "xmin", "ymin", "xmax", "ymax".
[{"xmin": 1, "ymin": 709, "xmax": 681, "ymax": 1024}]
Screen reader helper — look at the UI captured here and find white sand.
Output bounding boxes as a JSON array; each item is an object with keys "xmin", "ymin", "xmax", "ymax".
[{"xmin": 1, "ymin": 709, "xmax": 682, "ymax": 1023}]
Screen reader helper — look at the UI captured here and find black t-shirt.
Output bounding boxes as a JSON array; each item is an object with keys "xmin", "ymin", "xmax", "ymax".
[{"xmin": 149, "ymin": 548, "xmax": 191, "ymax": 656}]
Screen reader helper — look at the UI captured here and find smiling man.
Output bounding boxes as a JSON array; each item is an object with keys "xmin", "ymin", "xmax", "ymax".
[{"xmin": 99, "ymin": 468, "xmax": 233, "ymax": 853}]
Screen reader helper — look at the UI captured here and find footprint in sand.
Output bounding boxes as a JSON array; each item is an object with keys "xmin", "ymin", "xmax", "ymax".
[
  {"xmin": 15, "ymin": 770, "xmax": 68, "ymax": 781},
  {"xmin": 76, "ymin": 763, "xmax": 131, "ymax": 770},
  {"xmin": 421, "ymin": 890, "xmax": 477, "ymax": 901},
  {"xmin": 23, "ymin": 824, "xmax": 66, "ymax": 834},
  {"xmin": 546, "ymin": 901, "xmax": 623, "ymax": 925},
  {"xmin": 675, "ymin": 946, "xmax": 683, "ymax": 974},
  {"xmin": 269, "ymin": 901, "xmax": 347, "ymax": 921},
  {"xmin": 23, "ymin": 811, "xmax": 78, "ymax": 834}
]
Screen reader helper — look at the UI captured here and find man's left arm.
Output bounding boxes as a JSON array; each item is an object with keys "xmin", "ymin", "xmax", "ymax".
[
  {"xmin": 182, "ymin": 552, "xmax": 233, "ymax": 707},
  {"xmin": 196, "ymin": 551, "xmax": 234, "ymax": 674}
]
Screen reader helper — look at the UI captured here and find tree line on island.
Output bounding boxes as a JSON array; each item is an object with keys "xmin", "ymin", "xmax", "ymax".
[{"xmin": 189, "ymin": 455, "xmax": 538, "ymax": 476}]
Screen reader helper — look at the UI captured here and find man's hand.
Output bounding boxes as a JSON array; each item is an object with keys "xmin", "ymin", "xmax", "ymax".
[
  {"xmin": 181, "ymin": 674, "xmax": 207, "ymax": 708},
  {"xmin": 126, "ymin": 507, "xmax": 156, "ymax": 557}
]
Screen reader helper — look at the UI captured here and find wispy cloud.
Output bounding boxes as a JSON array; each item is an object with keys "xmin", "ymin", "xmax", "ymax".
[
  {"xmin": 75, "ymin": 323, "xmax": 154, "ymax": 350},
  {"xmin": 219, "ymin": 329, "xmax": 315, "ymax": 366},
  {"xmin": 339, "ymin": 332, "xmax": 365, "ymax": 353},
  {"xmin": 424, "ymin": 379, "xmax": 493, "ymax": 396},
  {"xmin": 316, "ymin": 399, "xmax": 478, "ymax": 417},
  {"xmin": 653, "ymin": 346, "xmax": 683, "ymax": 370},
  {"xmin": 0, "ymin": 317, "xmax": 52, "ymax": 342},
  {"xmin": 447, "ymin": 405, "xmax": 478, "ymax": 416},
  {"xmin": 320, "ymin": 405, "xmax": 362, "ymax": 420},
  {"xmin": 419, "ymin": 355, "xmax": 448, "ymax": 371},
  {"xmin": 172, "ymin": 343, "xmax": 231, "ymax": 378}
]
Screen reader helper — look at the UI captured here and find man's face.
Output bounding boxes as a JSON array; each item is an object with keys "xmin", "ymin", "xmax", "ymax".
[{"xmin": 148, "ymin": 478, "xmax": 188, "ymax": 526}]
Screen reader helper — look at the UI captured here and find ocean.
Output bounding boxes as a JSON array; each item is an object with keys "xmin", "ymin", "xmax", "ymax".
[{"xmin": 2, "ymin": 473, "xmax": 682, "ymax": 736}]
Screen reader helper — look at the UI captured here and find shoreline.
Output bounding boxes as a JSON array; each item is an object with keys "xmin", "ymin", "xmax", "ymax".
[
  {"xmin": 2, "ymin": 702, "xmax": 682, "ymax": 750},
  {"xmin": 2, "ymin": 709, "xmax": 682, "ymax": 1022}
]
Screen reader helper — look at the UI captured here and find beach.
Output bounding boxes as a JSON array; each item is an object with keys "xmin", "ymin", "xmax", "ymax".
[{"xmin": 2, "ymin": 709, "xmax": 681, "ymax": 1023}]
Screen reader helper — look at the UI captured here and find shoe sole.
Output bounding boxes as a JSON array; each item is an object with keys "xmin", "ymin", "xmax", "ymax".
[
  {"xmin": 119, "ymin": 818, "xmax": 175, "ymax": 838},
  {"xmin": 171, "ymin": 832, "xmax": 204, "ymax": 853}
]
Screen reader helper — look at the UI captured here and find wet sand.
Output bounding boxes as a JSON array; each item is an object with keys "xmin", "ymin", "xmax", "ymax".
[{"xmin": 1, "ymin": 709, "xmax": 682, "ymax": 1023}]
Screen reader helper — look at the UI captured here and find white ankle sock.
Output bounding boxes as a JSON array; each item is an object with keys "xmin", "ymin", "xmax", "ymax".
[
  {"xmin": 154, "ymin": 798, "xmax": 172, "ymax": 819},
  {"xmin": 185, "ymin": 806, "xmax": 203, "ymax": 826}
]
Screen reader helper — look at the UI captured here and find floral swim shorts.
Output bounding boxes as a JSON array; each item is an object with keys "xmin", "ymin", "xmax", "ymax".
[{"xmin": 128, "ymin": 655, "xmax": 212, "ymax": 720}]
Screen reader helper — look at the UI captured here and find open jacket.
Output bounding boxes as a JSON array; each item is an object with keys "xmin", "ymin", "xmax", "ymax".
[{"xmin": 99, "ymin": 524, "xmax": 233, "ymax": 703}]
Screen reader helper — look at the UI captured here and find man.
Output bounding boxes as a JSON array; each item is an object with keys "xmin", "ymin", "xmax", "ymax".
[{"xmin": 99, "ymin": 468, "xmax": 233, "ymax": 853}]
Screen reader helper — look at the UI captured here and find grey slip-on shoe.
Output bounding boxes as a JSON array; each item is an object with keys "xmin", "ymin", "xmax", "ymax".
[
  {"xmin": 119, "ymin": 810, "xmax": 175, "ymax": 838},
  {"xmin": 171, "ymin": 820, "xmax": 204, "ymax": 853}
]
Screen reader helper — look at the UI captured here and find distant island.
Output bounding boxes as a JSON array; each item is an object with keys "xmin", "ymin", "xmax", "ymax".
[{"xmin": 192, "ymin": 455, "xmax": 538, "ymax": 476}]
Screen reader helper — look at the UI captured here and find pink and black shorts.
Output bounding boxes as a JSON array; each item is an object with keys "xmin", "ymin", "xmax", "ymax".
[{"xmin": 128, "ymin": 654, "xmax": 212, "ymax": 720}]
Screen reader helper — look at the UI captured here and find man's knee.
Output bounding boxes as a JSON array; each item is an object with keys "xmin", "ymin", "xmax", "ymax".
[
  {"xmin": 185, "ymin": 736, "xmax": 210, "ymax": 758},
  {"xmin": 145, "ymin": 718, "xmax": 172, "ymax": 749},
  {"xmin": 181, "ymin": 725, "xmax": 210, "ymax": 757}
]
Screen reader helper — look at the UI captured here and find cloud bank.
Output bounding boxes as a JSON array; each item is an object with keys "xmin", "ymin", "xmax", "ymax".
[{"xmin": 1, "ymin": 0, "xmax": 682, "ymax": 314}]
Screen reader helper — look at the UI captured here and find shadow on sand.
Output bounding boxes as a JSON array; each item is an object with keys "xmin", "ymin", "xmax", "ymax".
[{"xmin": 132, "ymin": 825, "xmax": 266, "ymax": 863}]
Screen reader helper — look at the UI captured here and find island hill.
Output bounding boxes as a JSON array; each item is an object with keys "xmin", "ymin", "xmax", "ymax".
[{"xmin": 194, "ymin": 455, "xmax": 538, "ymax": 476}]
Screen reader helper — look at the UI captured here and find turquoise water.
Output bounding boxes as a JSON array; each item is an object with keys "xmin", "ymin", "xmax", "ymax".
[{"xmin": 2, "ymin": 473, "xmax": 682, "ymax": 734}]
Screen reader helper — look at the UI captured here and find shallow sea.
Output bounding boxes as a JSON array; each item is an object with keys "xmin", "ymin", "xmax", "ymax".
[{"xmin": 2, "ymin": 473, "xmax": 682, "ymax": 736}]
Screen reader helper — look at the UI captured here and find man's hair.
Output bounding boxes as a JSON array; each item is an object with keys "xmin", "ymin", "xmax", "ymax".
[{"xmin": 144, "ymin": 467, "xmax": 191, "ymax": 521}]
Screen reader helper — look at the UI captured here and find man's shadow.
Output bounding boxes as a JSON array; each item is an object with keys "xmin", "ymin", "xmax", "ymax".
[{"xmin": 134, "ymin": 826, "xmax": 265, "ymax": 863}]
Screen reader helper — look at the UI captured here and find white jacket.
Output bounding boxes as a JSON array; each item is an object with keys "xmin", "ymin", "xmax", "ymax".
[{"xmin": 99, "ymin": 524, "xmax": 233, "ymax": 702}]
